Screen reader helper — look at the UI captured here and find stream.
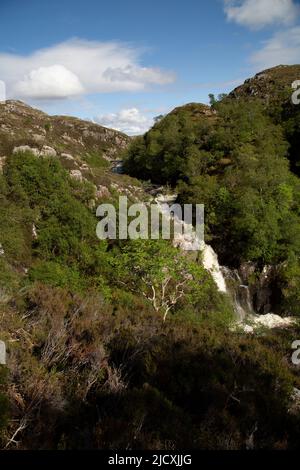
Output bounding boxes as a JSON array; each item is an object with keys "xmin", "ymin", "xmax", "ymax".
[{"xmin": 154, "ymin": 193, "xmax": 296, "ymax": 330}]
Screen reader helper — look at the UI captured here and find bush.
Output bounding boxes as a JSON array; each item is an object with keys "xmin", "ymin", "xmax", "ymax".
[{"xmin": 29, "ymin": 261, "xmax": 82, "ymax": 292}]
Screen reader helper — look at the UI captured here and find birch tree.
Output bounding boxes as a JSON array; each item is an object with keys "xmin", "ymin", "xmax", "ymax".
[{"xmin": 112, "ymin": 240, "xmax": 214, "ymax": 321}]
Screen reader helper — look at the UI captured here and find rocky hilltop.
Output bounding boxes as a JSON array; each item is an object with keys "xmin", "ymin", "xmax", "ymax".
[
  {"xmin": 0, "ymin": 100, "xmax": 130, "ymax": 162},
  {"xmin": 230, "ymin": 64, "xmax": 300, "ymax": 102},
  {"xmin": 0, "ymin": 100, "xmax": 145, "ymax": 205}
]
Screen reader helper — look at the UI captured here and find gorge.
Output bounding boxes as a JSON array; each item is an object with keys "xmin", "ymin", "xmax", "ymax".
[
  {"xmin": 1, "ymin": 65, "xmax": 300, "ymax": 450},
  {"xmin": 155, "ymin": 192, "xmax": 295, "ymax": 329}
]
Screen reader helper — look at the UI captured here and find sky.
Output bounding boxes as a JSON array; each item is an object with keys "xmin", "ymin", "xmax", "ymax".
[{"xmin": 0, "ymin": 0, "xmax": 300, "ymax": 134}]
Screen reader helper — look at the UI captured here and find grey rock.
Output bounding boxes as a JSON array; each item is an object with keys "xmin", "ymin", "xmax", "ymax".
[
  {"xmin": 0, "ymin": 341, "xmax": 6, "ymax": 365},
  {"xmin": 39, "ymin": 145, "xmax": 57, "ymax": 157}
]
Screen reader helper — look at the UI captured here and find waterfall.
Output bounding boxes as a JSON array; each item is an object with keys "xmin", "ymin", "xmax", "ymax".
[
  {"xmin": 154, "ymin": 193, "xmax": 293, "ymax": 327},
  {"xmin": 221, "ymin": 267, "xmax": 254, "ymax": 320},
  {"xmin": 201, "ymin": 244, "xmax": 227, "ymax": 293},
  {"xmin": 155, "ymin": 194, "xmax": 227, "ymax": 294}
]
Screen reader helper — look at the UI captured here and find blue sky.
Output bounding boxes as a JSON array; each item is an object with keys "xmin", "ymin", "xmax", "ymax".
[{"xmin": 0, "ymin": 0, "xmax": 300, "ymax": 133}]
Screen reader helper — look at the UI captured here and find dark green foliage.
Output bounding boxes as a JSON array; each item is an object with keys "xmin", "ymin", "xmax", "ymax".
[
  {"xmin": 83, "ymin": 152, "xmax": 110, "ymax": 170},
  {"xmin": 29, "ymin": 261, "xmax": 82, "ymax": 291},
  {"xmin": 123, "ymin": 104, "xmax": 216, "ymax": 185},
  {"xmin": 1, "ymin": 151, "xmax": 111, "ymax": 293},
  {"xmin": 278, "ymin": 256, "xmax": 300, "ymax": 315},
  {"xmin": 109, "ymin": 239, "xmax": 231, "ymax": 322},
  {"xmin": 124, "ymin": 99, "xmax": 300, "ymax": 269},
  {"xmin": 178, "ymin": 101, "xmax": 300, "ymax": 266}
]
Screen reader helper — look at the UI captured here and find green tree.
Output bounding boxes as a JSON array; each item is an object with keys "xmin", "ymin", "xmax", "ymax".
[{"xmin": 110, "ymin": 239, "xmax": 222, "ymax": 321}]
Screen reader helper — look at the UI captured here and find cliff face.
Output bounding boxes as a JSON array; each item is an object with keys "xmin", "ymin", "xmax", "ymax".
[{"xmin": 0, "ymin": 100, "xmax": 130, "ymax": 161}]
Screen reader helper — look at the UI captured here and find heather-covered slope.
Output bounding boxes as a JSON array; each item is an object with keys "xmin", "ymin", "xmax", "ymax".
[
  {"xmin": 0, "ymin": 100, "xmax": 129, "ymax": 162},
  {"xmin": 0, "ymin": 78, "xmax": 300, "ymax": 450}
]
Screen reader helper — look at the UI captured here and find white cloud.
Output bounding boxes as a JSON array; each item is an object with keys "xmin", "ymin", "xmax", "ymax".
[
  {"xmin": 0, "ymin": 39, "xmax": 175, "ymax": 100},
  {"xmin": 251, "ymin": 26, "xmax": 300, "ymax": 69},
  {"xmin": 224, "ymin": 0, "xmax": 299, "ymax": 29},
  {"xmin": 13, "ymin": 65, "xmax": 84, "ymax": 99},
  {"xmin": 103, "ymin": 65, "xmax": 173, "ymax": 86},
  {"xmin": 95, "ymin": 108, "xmax": 153, "ymax": 135}
]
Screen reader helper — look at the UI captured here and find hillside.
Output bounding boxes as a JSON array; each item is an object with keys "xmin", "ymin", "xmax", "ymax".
[
  {"xmin": 230, "ymin": 65, "xmax": 300, "ymax": 174},
  {"xmin": 123, "ymin": 65, "xmax": 300, "ymax": 308},
  {"xmin": 0, "ymin": 73, "xmax": 300, "ymax": 450},
  {"xmin": 0, "ymin": 100, "xmax": 146, "ymax": 200},
  {"xmin": 124, "ymin": 65, "xmax": 300, "ymax": 182},
  {"xmin": 0, "ymin": 102, "xmax": 239, "ymax": 449},
  {"xmin": 0, "ymin": 100, "xmax": 129, "ymax": 164},
  {"xmin": 230, "ymin": 65, "xmax": 300, "ymax": 102}
]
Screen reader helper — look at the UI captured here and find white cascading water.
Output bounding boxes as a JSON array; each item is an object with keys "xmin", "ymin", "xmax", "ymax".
[
  {"xmin": 155, "ymin": 194, "xmax": 227, "ymax": 293},
  {"xmin": 154, "ymin": 193, "xmax": 296, "ymax": 329},
  {"xmin": 201, "ymin": 244, "xmax": 227, "ymax": 293},
  {"xmin": 221, "ymin": 267, "xmax": 253, "ymax": 320}
]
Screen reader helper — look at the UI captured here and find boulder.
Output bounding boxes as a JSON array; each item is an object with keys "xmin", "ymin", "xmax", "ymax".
[
  {"xmin": 96, "ymin": 185, "xmax": 110, "ymax": 199},
  {"xmin": 80, "ymin": 163, "xmax": 90, "ymax": 171},
  {"xmin": 61, "ymin": 153, "xmax": 74, "ymax": 161},
  {"xmin": 255, "ymin": 265, "xmax": 276, "ymax": 314},
  {"xmin": 32, "ymin": 134, "xmax": 45, "ymax": 144},
  {"xmin": 39, "ymin": 145, "xmax": 57, "ymax": 157},
  {"xmin": 69, "ymin": 169, "xmax": 83, "ymax": 181},
  {"xmin": 13, "ymin": 145, "xmax": 40, "ymax": 156},
  {"xmin": 0, "ymin": 341, "xmax": 6, "ymax": 365},
  {"xmin": 238, "ymin": 261, "xmax": 257, "ymax": 284}
]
